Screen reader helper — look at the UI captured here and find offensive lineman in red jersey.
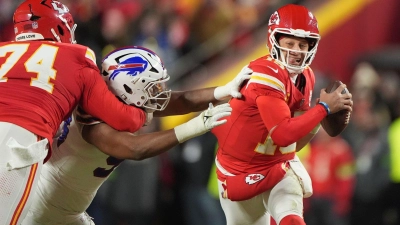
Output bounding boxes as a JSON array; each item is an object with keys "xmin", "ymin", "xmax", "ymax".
[
  {"xmin": 212, "ymin": 4, "xmax": 354, "ymax": 225},
  {"xmin": 0, "ymin": 1, "xmax": 148, "ymax": 224}
]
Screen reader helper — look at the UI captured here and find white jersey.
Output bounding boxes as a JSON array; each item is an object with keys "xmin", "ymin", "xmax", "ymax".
[{"xmin": 22, "ymin": 109, "xmax": 124, "ymax": 224}]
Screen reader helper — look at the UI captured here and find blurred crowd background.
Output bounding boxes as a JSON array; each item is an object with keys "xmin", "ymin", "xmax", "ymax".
[{"xmin": 1, "ymin": 0, "xmax": 400, "ymax": 225}]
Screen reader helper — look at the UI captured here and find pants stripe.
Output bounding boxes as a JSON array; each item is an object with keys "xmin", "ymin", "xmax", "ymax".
[{"xmin": 10, "ymin": 163, "xmax": 38, "ymax": 225}]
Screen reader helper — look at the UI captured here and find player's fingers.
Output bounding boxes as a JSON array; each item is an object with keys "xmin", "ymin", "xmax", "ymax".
[
  {"xmin": 212, "ymin": 112, "xmax": 231, "ymax": 123},
  {"xmin": 343, "ymin": 104, "xmax": 353, "ymax": 112},
  {"xmin": 241, "ymin": 75, "xmax": 252, "ymax": 80},
  {"xmin": 213, "ymin": 119, "xmax": 228, "ymax": 127},
  {"xmin": 213, "ymin": 112, "xmax": 231, "ymax": 121},
  {"xmin": 215, "ymin": 103, "xmax": 230, "ymax": 108},
  {"xmin": 345, "ymin": 92, "xmax": 353, "ymax": 99},
  {"xmin": 336, "ymin": 84, "xmax": 347, "ymax": 93},
  {"xmin": 231, "ymin": 91, "xmax": 242, "ymax": 98},
  {"xmin": 214, "ymin": 104, "xmax": 232, "ymax": 113},
  {"xmin": 347, "ymin": 99, "xmax": 353, "ymax": 106},
  {"xmin": 344, "ymin": 99, "xmax": 353, "ymax": 108}
]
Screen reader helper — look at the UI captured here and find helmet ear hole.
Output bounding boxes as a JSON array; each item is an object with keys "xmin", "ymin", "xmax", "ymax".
[
  {"xmin": 149, "ymin": 67, "xmax": 159, "ymax": 73},
  {"xmin": 57, "ymin": 25, "xmax": 64, "ymax": 36},
  {"xmin": 123, "ymin": 84, "xmax": 132, "ymax": 94},
  {"xmin": 31, "ymin": 15, "xmax": 41, "ymax": 21}
]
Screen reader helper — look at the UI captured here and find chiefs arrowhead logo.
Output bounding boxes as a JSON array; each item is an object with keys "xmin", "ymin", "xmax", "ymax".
[
  {"xmin": 245, "ymin": 174, "xmax": 265, "ymax": 185},
  {"xmin": 268, "ymin": 11, "xmax": 280, "ymax": 26}
]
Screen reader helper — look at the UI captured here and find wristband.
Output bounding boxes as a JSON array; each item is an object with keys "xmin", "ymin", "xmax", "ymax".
[
  {"xmin": 174, "ymin": 112, "xmax": 207, "ymax": 143},
  {"xmin": 318, "ymin": 102, "xmax": 330, "ymax": 115}
]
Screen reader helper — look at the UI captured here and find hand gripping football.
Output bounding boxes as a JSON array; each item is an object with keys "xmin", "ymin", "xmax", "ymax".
[{"xmin": 320, "ymin": 80, "xmax": 351, "ymax": 137}]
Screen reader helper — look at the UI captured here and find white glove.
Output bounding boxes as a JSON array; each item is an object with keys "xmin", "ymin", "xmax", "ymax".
[
  {"xmin": 213, "ymin": 65, "xmax": 253, "ymax": 100},
  {"xmin": 174, "ymin": 103, "xmax": 232, "ymax": 143}
]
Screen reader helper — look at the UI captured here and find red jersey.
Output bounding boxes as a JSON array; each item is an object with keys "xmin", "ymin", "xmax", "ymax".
[
  {"xmin": 304, "ymin": 136, "xmax": 354, "ymax": 215},
  {"xmin": 213, "ymin": 55, "xmax": 316, "ymax": 174},
  {"xmin": 0, "ymin": 41, "xmax": 145, "ymax": 152}
]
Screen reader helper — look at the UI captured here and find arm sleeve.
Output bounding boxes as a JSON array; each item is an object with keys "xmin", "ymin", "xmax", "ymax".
[
  {"xmin": 257, "ymin": 95, "xmax": 327, "ymax": 147},
  {"xmin": 79, "ymin": 67, "xmax": 146, "ymax": 133}
]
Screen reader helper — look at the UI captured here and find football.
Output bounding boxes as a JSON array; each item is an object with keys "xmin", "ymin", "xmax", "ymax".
[{"xmin": 320, "ymin": 80, "xmax": 351, "ymax": 137}]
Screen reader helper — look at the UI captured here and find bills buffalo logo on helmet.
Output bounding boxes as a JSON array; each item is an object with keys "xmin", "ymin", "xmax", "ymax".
[
  {"xmin": 108, "ymin": 55, "xmax": 147, "ymax": 80},
  {"xmin": 245, "ymin": 174, "xmax": 265, "ymax": 185},
  {"xmin": 268, "ymin": 11, "xmax": 280, "ymax": 26}
]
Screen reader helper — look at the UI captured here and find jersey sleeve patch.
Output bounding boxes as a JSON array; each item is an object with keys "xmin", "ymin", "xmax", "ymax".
[
  {"xmin": 247, "ymin": 71, "xmax": 286, "ymax": 96},
  {"xmin": 85, "ymin": 48, "xmax": 96, "ymax": 65}
]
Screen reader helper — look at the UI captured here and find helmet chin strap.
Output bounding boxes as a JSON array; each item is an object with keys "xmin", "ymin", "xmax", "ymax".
[
  {"xmin": 144, "ymin": 103, "xmax": 157, "ymax": 113},
  {"xmin": 279, "ymin": 50, "xmax": 304, "ymax": 75},
  {"xmin": 286, "ymin": 67, "xmax": 303, "ymax": 75},
  {"xmin": 50, "ymin": 28, "xmax": 61, "ymax": 42}
]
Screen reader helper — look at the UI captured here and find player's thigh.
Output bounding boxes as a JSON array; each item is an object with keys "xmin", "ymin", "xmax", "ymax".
[
  {"xmin": 0, "ymin": 122, "xmax": 46, "ymax": 225},
  {"xmin": 218, "ymin": 179, "xmax": 269, "ymax": 225},
  {"xmin": 266, "ymin": 168, "xmax": 304, "ymax": 224}
]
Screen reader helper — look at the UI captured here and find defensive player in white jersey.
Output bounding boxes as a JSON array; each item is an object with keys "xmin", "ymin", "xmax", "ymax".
[{"xmin": 21, "ymin": 46, "xmax": 252, "ymax": 225}]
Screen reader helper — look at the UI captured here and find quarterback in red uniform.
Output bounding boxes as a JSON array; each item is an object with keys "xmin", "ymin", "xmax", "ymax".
[
  {"xmin": 212, "ymin": 4, "xmax": 353, "ymax": 225},
  {"xmin": 0, "ymin": 1, "xmax": 145, "ymax": 224}
]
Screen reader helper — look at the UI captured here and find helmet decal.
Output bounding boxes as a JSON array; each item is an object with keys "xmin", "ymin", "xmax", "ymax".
[
  {"xmin": 308, "ymin": 12, "xmax": 319, "ymax": 30},
  {"xmin": 32, "ymin": 21, "xmax": 39, "ymax": 29},
  {"xmin": 102, "ymin": 46, "xmax": 171, "ymax": 111},
  {"xmin": 268, "ymin": 11, "xmax": 280, "ymax": 26},
  {"xmin": 51, "ymin": 1, "xmax": 70, "ymax": 14},
  {"xmin": 108, "ymin": 56, "xmax": 148, "ymax": 81},
  {"xmin": 308, "ymin": 12, "xmax": 314, "ymax": 19}
]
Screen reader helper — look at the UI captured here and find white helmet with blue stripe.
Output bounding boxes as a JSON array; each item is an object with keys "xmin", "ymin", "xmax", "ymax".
[{"xmin": 102, "ymin": 46, "xmax": 171, "ymax": 111}]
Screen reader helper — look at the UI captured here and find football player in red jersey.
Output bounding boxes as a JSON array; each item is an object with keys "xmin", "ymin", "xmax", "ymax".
[
  {"xmin": 0, "ymin": 1, "xmax": 155, "ymax": 224},
  {"xmin": 211, "ymin": 4, "xmax": 353, "ymax": 225},
  {"xmin": 0, "ymin": 0, "xmax": 250, "ymax": 223}
]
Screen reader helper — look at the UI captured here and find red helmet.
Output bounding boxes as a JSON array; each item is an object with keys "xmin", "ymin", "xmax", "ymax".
[
  {"xmin": 267, "ymin": 4, "xmax": 320, "ymax": 73},
  {"xmin": 13, "ymin": 0, "xmax": 77, "ymax": 43}
]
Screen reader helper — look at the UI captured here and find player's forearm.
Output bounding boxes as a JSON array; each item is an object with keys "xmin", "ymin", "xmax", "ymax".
[
  {"xmin": 154, "ymin": 88, "xmax": 219, "ymax": 117},
  {"xmin": 296, "ymin": 133, "xmax": 315, "ymax": 151},
  {"xmin": 119, "ymin": 130, "xmax": 179, "ymax": 160},
  {"xmin": 271, "ymin": 105, "xmax": 327, "ymax": 147},
  {"xmin": 292, "ymin": 111, "xmax": 317, "ymax": 151},
  {"xmin": 84, "ymin": 124, "xmax": 179, "ymax": 160}
]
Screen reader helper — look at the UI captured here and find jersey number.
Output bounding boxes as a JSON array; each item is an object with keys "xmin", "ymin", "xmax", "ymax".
[
  {"xmin": 0, "ymin": 43, "xmax": 58, "ymax": 93},
  {"xmin": 255, "ymin": 134, "xmax": 296, "ymax": 155},
  {"xmin": 93, "ymin": 156, "xmax": 124, "ymax": 178}
]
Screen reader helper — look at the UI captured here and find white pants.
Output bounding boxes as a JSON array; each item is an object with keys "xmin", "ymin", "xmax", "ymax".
[
  {"xmin": 218, "ymin": 168, "xmax": 304, "ymax": 225},
  {"xmin": 0, "ymin": 122, "xmax": 48, "ymax": 225}
]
